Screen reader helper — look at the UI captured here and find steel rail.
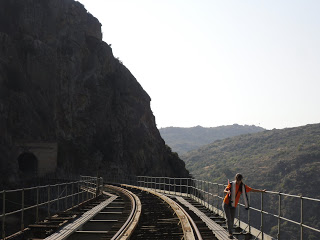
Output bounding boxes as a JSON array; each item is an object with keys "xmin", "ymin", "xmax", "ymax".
[
  {"xmin": 175, "ymin": 199, "xmax": 203, "ymax": 240},
  {"xmin": 124, "ymin": 184, "xmax": 197, "ymax": 240},
  {"xmin": 106, "ymin": 185, "xmax": 141, "ymax": 240}
]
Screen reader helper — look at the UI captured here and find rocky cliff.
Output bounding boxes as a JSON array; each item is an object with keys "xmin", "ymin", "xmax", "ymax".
[{"xmin": 0, "ymin": 0, "xmax": 189, "ymax": 186}]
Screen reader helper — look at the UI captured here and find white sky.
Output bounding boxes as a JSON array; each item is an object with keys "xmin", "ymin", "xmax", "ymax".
[{"xmin": 77, "ymin": 0, "xmax": 320, "ymax": 130}]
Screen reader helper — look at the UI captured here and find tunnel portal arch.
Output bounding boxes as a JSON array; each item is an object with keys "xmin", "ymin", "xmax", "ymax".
[{"xmin": 18, "ymin": 152, "xmax": 38, "ymax": 176}]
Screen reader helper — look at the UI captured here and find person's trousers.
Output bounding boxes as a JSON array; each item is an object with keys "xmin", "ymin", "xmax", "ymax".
[{"xmin": 223, "ymin": 202, "xmax": 236, "ymax": 234}]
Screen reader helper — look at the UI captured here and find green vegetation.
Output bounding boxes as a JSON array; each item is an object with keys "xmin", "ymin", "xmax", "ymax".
[
  {"xmin": 182, "ymin": 124, "xmax": 320, "ymax": 197},
  {"xmin": 159, "ymin": 124, "xmax": 265, "ymax": 155},
  {"xmin": 181, "ymin": 123, "xmax": 320, "ymax": 239}
]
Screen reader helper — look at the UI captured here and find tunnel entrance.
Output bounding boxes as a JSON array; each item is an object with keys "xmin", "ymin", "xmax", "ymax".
[{"xmin": 18, "ymin": 152, "xmax": 38, "ymax": 177}]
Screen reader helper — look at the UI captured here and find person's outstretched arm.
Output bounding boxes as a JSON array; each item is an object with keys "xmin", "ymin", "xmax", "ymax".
[{"xmin": 251, "ymin": 188, "xmax": 266, "ymax": 193}]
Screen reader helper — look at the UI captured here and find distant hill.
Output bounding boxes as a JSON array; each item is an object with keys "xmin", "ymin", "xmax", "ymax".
[
  {"xmin": 159, "ymin": 124, "xmax": 265, "ymax": 155},
  {"xmin": 182, "ymin": 123, "xmax": 320, "ymax": 239}
]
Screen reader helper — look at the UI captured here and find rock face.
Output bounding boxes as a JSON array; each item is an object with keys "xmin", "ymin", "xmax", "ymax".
[{"xmin": 0, "ymin": 0, "xmax": 189, "ymax": 186}]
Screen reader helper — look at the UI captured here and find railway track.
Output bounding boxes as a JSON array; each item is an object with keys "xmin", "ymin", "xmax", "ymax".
[
  {"xmin": 10, "ymin": 185, "xmax": 138, "ymax": 240},
  {"xmin": 8, "ymin": 194, "xmax": 107, "ymax": 239},
  {"xmin": 44, "ymin": 185, "xmax": 140, "ymax": 240},
  {"xmin": 122, "ymin": 185, "xmax": 250, "ymax": 240},
  {"xmin": 16, "ymin": 184, "xmax": 240, "ymax": 240},
  {"xmin": 122, "ymin": 185, "xmax": 194, "ymax": 240},
  {"xmin": 174, "ymin": 196, "xmax": 253, "ymax": 240}
]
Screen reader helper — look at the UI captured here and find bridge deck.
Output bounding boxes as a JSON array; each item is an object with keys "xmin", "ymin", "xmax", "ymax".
[
  {"xmin": 44, "ymin": 193, "xmax": 118, "ymax": 240},
  {"xmin": 175, "ymin": 196, "xmax": 233, "ymax": 240}
]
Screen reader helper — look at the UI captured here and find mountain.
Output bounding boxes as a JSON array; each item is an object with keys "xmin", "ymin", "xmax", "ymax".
[
  {"xmin": 0, "ymin": 0, "xmax": 189, "ymax": 188},
  {"xmin": 159, "ymin": 124, "xmax": 265, "ymax": 155},
  {"xmin": 182, "ymin": 123, "xmax": 320, "ymax": 239}
]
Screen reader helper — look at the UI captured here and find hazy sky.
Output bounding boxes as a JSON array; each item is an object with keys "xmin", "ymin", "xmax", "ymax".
[{"xmin": 77, "ymin": 0, "xmax": 320, "ymax": 130}]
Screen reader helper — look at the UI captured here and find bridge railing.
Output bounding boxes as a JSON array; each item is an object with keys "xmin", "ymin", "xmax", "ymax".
[
  {"xmin": 0, "ymin": 176, "xmax": 102, "ymax": 240},
  {"xmin": 135, "ymin": 176, "xmax": 320, "ymax": 240}
]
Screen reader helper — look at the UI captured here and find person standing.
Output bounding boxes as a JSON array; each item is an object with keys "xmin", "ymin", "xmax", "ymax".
[{"xmin": 223, "ymin": 173, "xmax": 266, "ymax": 239}]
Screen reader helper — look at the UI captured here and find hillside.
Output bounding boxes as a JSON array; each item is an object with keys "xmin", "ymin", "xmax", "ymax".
[
  {"xmin": 182, "ymin": 123, "xmax": 320, "ymax": 239},
  {"xmin": 182, "ymin": 123, "xmax": 320, "ymax": 197},
  {"xmin": 159, "ymin": 124, "xmax": 265, "ymax": 155}
]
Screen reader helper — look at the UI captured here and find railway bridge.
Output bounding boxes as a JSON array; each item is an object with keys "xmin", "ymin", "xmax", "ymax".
[{"xmin": 1, "ymin": 176, "xmax": 319, "ymax": 240}]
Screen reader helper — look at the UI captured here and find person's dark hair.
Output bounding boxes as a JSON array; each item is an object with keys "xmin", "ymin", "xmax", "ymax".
[{"xmin": 235, "ymin": 173, "xmax": 243, "ymax": 181}]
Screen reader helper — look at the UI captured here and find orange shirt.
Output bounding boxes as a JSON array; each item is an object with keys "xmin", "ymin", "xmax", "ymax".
[{"xmin": 223, "ymin": 183, "xmax": 252, "ymax": 207}]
